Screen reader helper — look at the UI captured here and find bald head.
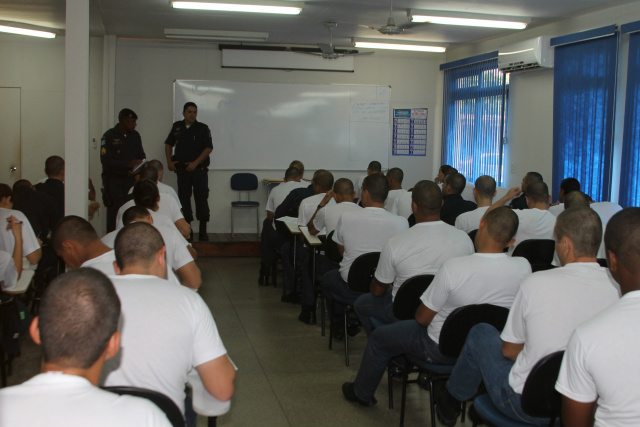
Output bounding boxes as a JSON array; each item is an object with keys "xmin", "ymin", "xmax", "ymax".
[
  {"xmin": 368, "ymin": 161, "xmax": 382, "ymax": 174},
  {"xmin": 45, "ymin": 156, "xmax": 65, "ymax": 179},
  {"xmin": 555, "ymin": 208, "xmax": 602, "ymax": 258},
  {"xmin": 444, "ymin": 173, "xmax": 466, "ymax": 195},
  {"xmin": 333, "ymin": 178, "xmax": 354, "ymax": 196},
  {"xmin": 386, "ymin": 168, "xmax": 404, "ymax": 188},
  {"xmin": 362, "ymin": 173, "xmax": 389, "ymax": 204},
  {"xmin": 412, "ymin": 180, "xmax": 442, "ymax": 217},
  {"xmin": 604, "ymin": 208, "xmax": 640, "ymax": 278},
  {"xmin": 133, "ymin": 179, "xmax": 159, "ymax": 210},
  {"xmin": 312, "ymin": 170, "xmax": 334, "ymax": 193},
  {"xmin": 284, "ymin": 166, "xmax": 302, "ymax": 181},
  {"xmin": 484, "ymin": 207, "xmax": 519, "ymax": 245},
  {"xmin": 564, "ymin": 191, "xmax": 590, "ymax": 210},
  {"xmin": 114, "ymin": 222, "xmax": 165, "ymax": 271},
  {"xmin": 122, "ymin": 205, "xmax": 152, "ymax": 226},
  {"xmin": 52, "ymin": 216, "xmax": 99, "ymax": 251},
  {"xmin": 474, "ymin": 175, "xmax": 496, "ymax": 200},
  {"xmin": 289, "ymin": 160, "xmax": 304, "ymax": 176},
  {"xmin": 525, "ymin": 181, "xmax": 549, "ymax": 205}
]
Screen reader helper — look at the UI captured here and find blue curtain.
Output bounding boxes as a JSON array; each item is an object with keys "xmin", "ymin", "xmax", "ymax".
[
  {"xmin": 552, "ymin": 34, "xmax": 618, "ymax": 202},
  {"xmin": 441, "ymin": 58, "xmax": 507, "ymax": 186},
  {"xmin": 619, "ymin": 32, "xmax": 640, "ymax": 207}
]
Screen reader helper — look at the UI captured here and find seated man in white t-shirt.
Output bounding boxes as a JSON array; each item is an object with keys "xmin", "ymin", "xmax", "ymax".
[
  {"xmin": 390, "ymin": 189, "xmax": 413, "ymax": 219},
  {"xmin": 0, "ymin": 216, "xmax": 24, "ymax": 292},
  {"xmin": 103, "ymin": 223, "xmax": 236, "ymax": 424},
  {"xmin": 321, "ymin": 173, "xmax": 408, "ymax": 338},
  {"xmin": 343, "ymin": 206, "xmax": 531, "ymax": 406},
  {"xmin": 488, "ymin": 181, "xmax": 556, "ymax": 255},
  {"xmin": 117, "ymin": 178, "xmax": 190, "ymax": 238},
  {"xmin": 0, "ymin": 268, "xmax": 172, "ymax": 427},
  {"xmin": 435, "ymin": 207, "xmax": 619, "ymax": 426},
  {"xmin": 455, "ymin": 175, "xmax": 496, "ymax": 234},
  {"xmin": 0, "ymin": 183, "xmax": 42, "ymax": 267},
  {"xmin": 103, "ymin": 206, "xmax": 201, "ymax": 289},
  {"xmin": 355, "ymin": 180, "xmax": 475, "ymax": 336},
  {"xmin": 548, "ymin": 177, "xmax": 581, "ymax": 216},
  {"xmin": 146, "ymin": 159, "xmax": 182, "ymax": 208},
  {"xmin": 354, "ymin": 161, "xmax": 382, "ymax": 203},
  {"xmin": 556, "ymin": 208, "xmax": 640, "ymax": 427},
  {"xmin": 383, "ymin": 168, "xmax": 407, "ymax": 211}
]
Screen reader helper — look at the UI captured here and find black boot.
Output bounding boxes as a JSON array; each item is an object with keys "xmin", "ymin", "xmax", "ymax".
[
  {"xmin": 258, "ymin": 262, "xmax": 270, "ymax": 286},
  {"xmin": 199, "ymin": 221, "xmax": 209, "ymax": 241},
  {"xmin": 298, "ymin": 305, "xmax": 317, "ymax": 325}
]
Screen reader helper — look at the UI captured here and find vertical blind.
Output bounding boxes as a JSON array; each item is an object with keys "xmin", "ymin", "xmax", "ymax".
[
  {"xmin": 552, "ymin": 33, "xmax": 618, "ymax": 202},
  {"xmin": 441, "ymin": 58, "xmax": 508, "ymax": 186},
  {"xmin": 619, "ymin": 31, "xmax": 640, "ymax": 207}
]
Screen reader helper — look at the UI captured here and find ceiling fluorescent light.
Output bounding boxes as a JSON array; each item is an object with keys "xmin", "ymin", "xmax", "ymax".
[
  {"xmin": 0, "ymin": 25, "xmax": 55, "ymax": 38},
  {"xmin": 354, "ymin": 42, "xmax": 446, "ymax": 53},
  {"xmin": 171, "ymin": 2, "xmax": 302, "ymax": 15},
  {"xmin": 165, "ymin": 28, "xmax": 269, "ymax": 42},
  {"xmin": 412, "ymin": 15, "xmax": 527, "ymax": 30}
]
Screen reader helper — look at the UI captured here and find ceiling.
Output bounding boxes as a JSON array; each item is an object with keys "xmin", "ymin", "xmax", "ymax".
[{"xmin": 0, "ymin": 0, "xmax": 632, "ymax": 49}]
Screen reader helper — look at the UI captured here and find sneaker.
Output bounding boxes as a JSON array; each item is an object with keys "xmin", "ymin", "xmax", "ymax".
[
  {"xmin": 342, "ymin": 382, "xmax": 377, "ymax": 407},
  {"xmin": 434, "ymin": 383, "xmax": 461, "ymax": 427},
  {"xmin": 298, "ymin": 307, "xmax": 317, "ymax": 325}
]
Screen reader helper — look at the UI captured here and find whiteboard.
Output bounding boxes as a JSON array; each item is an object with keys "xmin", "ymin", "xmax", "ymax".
[{"xmin": 173, "ymin": 80, "xmax": 390, "ymax": 171}]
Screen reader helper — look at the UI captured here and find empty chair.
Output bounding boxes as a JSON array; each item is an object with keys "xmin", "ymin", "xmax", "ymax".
[{"xmin": 230, "ymin": 173, "xmax": 259, "ymax": 236}]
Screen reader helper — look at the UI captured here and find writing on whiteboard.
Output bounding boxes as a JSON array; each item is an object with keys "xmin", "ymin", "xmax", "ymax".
[{"xmin": 350, "ymin": 100, "xmax": 389, "ymax": 123}]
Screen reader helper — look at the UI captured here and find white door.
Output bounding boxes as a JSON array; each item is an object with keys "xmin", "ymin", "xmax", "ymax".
[{"xmin": 0, "ymin": 87, "xmax": 21, "ymax": 185}]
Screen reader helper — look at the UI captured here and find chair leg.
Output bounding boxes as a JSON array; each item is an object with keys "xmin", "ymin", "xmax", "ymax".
[
  {"xmin": 388, "ymin": 366, "xmax": 394, "ymax": 410},
  {"xmin": 230, "ymin": 209, "xmax": 234, "ymax": 237},
  {"xmin": 207, "ymin": 416, "xmax": 217, "ymax": 427},
  {"xmin": 400, "ymin": 371, "xmax": 409, "ymax": 427},
  {"xmin": 428, "ymin": 375, "xmax": 436, "ymax": 427},
  {"xmin": 319, "ymin": 289, "xmax": 326, "ymax": 337},
  {"xmin": 328, "ymin": 299, "xmax": 334, "ymax": 350},
  {"xmin": 255, "ymin": 208, "xmax": 259, "ymax": 237},
  {"xmin": 344, "ymin": 310, "xmax": 349, "ymax": 367}
]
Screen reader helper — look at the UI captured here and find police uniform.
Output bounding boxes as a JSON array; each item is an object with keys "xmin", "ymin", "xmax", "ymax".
[
  {"xmin": 164, "ymin": 120, "xmax": 213, "ymax": 224},
  {"xmin": 100, "ymin": 125, "xmax": 145, "ymax": 232}
]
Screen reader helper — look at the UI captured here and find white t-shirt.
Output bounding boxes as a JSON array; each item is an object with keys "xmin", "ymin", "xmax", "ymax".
[
  {"xmin": 592, "ymin": 202, "xmax": 622, "ymax": 259},
  {"xmin": 461, "ymin": 182, "xmax": 475, "ymax": 202},
  {"xmin": 116, "ymin": 195, "xmax": 184, "ymax": 229},
  {"xmin": 129, "ymin": 181, "xmax": 181, "ymax": 208},
  {"xmin": 102, "ymin": 225, "xmax": 192, "ymax": 270},
  {"xmin": 0, "ymin": 372, "xmax": 171, "ymax": 427},
  {"xmin": 298, "ymin": 193, "xmax": 336, "ymax": 227},
  {"xmin": 265, "ymin": 180, "xmax": 308, "ymax": 213},
  {"xmin": 549, "ymin": 203, "xmax": 565, "ymax": 217},
  {"xmin": 556, "ymin": 291, "xmax": 640, "ymax": 427},
  {"xmin": 391, "ymin": 191, "xmax": 413, "ymax": 219},
  {"xmin": 455, "ymin": 206, "xmax": 490, "ymax": 234},
  {"xmin": 509, "ymin": 208, "xmax": 557, "ymax": 255},
  {"xmin": 355, "ymin": 174, "xmax": 367, "ymax": 200},
  {"xmin": 0, "ymin": 250, "xmax": 18, "ymax": 292},
  {"xmin": 501, "ymin": 263, "xmax": 619, "ymax": 394},
  {"xmin": 102, "ymin": 275, "xmax": 228, "ymax": 414},
  {"xmin": 384, "ymin": 189, "xmax": 407, "ymax": 212},
  {"xmin": 81, "ymin": 250, "xmax": 118, "ymax": 276},
  {"xmin": 333, "ymin": 207, "xmax": 408, "ymax": 282},
  {"xmin": 421, "ymin": 253, "xmax": 531, "ymax": 344},
  {"xmin": 0, "ymin": 208, "xmax": 40, "ymax": 258},
  {"xmin": 313, "ymin": 202, "xmax": 362, "ymax": 235},
  {"xmin": 376, "ymin": 221, "xmax": 475, "ymax": 298}
]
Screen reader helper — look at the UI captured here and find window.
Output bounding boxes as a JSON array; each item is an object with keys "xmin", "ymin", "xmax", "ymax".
[
  {"xmin": 619, "ymin": 29, "xmax": 640, "ymax": 207},
  {"xmin": 551, "ymin": 27, "xmax": 618, "ymax": 202},
  {"xmin": 441, "ymin": 55, "xmax": 508, "ymax": 186}
]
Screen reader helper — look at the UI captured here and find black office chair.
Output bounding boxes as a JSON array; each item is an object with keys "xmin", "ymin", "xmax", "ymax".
[
  {"xmin": 101, "ymin": 386, "xmax": 185, "ymax": 427},
  {"xmin": 468, "ymin": 229, "xmax": 478, "ymax": 251},
  {"xmin": 597, "ymin": 258, "xmax": 608, "ymax": 268},
  {"xmin": 329, "ymin": 251, "xmax": 380, "ymax": 367},
  {"xmin": 512, "ymin": 239, "xmax": 556, "ymax": 272},
  {"xmin": 324, "ymin": 231, "xmax": 343, "ymax": 264},
  {"xmin": 471, "ymin": 351, "xmax": 565, "ymax": 427}
]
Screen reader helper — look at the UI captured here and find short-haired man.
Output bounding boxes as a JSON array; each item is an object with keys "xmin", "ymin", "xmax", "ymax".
[
  {"xmin": 35, "ymin": 155, "xmax": 66, "ymax": 213},
  {"xmin": 0, "ymin": 184, "xmax": 42, "ymax": 266},
  {"xmin": 103, "ymin": 206, "xmax": 201, "ymax": 289},
  {"xmin": 165, "ymin": 102, "xmax": 213, "ymax": 241},
  {"xmin": 509, "ymin": 171, "xmax": 543, "ymax": 210},
  {"xmin": 355, "ymin": 180, "xmax": 475, "ymax": 335},
  {"xmin": 549, "ymin": 177, "xmax": 581, "ymax": 216},
  {"xmin": 103, "ymin": 222, "xmax": 236, "ymax": 421},
  {"xmin": 440, "ymin": 173, "xmax": 477, "ymax": 226},
  {"xmin": 0, "ymin": 268, "xmax": 172, "ymax": 426},
  {"xmin": 383, "ymin": 168, "xmax": 407, "ymax": 211},
  {"xmin": 322, "ymin": 173, "xmax": 408, "ymax": 337},
  {"xmin": 130, "ymin": 160, "xmax": 182, "ymax": 208},
  {"xmin": 435, "ymin": 208, "xmax": 619, "ymax": 426},
  {"xmin": 455, "ymin": 175, "xmax": 497, "ymax": 233},
  {"xmin": 556, "ymin": 208, "xmax": 640, "ymax": 427},
  {"xmin": 490, "ymin": 181, "xmax": 556, "ymax": 255},
  {"xmin": 12, "ymin": 179, "xmax": 62, "ymax": 240},
  {"xmin": 101, "ymin": 108, "xmax": 146, "ymax": 232},
  {"xmin": 355, "ymin": 161, "xmax": 382, "ymax": 202},
  {"xmin": 434, "ymin": 165, "xmax": 456, "ymax": 185},
  {"xmin": 343, "ymin": 207, "xmax": 531, "ymax": 406}
]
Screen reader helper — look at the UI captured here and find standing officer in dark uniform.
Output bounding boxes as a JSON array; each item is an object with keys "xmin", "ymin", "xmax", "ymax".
[
  {"xmin": 164, "ymin": 102, "xmax": 213, "ymax": 241},
  {"xmin": 100, "ymin": 108, "xmax": 145, "ymax": 232}
]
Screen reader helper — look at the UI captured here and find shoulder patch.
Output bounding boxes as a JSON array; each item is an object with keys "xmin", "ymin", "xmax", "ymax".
[{"xmin": 101, "ymin": 147, "xmax": 107, "ymax": 155}]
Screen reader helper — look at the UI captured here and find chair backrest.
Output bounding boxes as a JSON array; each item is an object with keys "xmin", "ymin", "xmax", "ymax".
[
  {"xmin": 597, "ymin": 258, "xmax": 608, "ymax": 268},
  {"xmin": 392, "ymin": 274, "xmax": 435, "ymax": 320},
  {"xmin": 521, "ymin": 351, "xmax": 565, "ymax": 419},
  {"xmin": 324, "ymin": 230, "xmax": 343, "ymax": 264},
  {"xmin": 512, "ymin": 239, "xmax": 556, "ymax": 265},
  {"xmin": 468, "ymin": 229, "xmax": 478, "ymax": 245},
  {"xmin": 230, "ymin": 173, "xmax": 258, "ymax": 191},
  {"xmin": 346, "ymin": 252, "xmax": 381, "ymax": 293},
  {"xmin": 438, "ymin": 304, "xmax": 510, "ymax": 358},
  {"xmin": 101, "ymin": 386, "xmax": 185, "ymax": 427}
]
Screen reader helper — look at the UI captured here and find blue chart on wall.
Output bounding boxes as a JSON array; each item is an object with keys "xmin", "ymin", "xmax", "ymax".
[{"xmin": 392, "ymin": 108, "xmax": 428, "ymax": 156}]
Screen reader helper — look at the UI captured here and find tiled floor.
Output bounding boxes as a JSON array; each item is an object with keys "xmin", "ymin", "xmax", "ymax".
[{"xmin": 6, "ymin": 257, "xmax": 473, "ymax": 427}]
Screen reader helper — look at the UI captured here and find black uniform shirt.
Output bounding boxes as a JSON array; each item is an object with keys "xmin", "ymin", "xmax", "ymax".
[
  {"xmin": 100, "ymin": 125, "xmax": 145, "ymax": 176},
  {"xmin": 164, "ymin": 120, "xmax": 213, "ymax": 166}
]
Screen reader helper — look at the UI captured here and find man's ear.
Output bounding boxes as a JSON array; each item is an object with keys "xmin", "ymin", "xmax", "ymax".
[
  {"xmin": 113, "ymin": 260, "xmax": 122, "ymax": 275},
  {"xmin": 30, "ymin": 317, "xmax": 41, "ymax": 345},
  {"xmin": 504, "ymin": 238, "xmax": 516, "ymax": 248},
  {"xmin": 607, "ymin": 250, "xmax": 618, "ymax": 275},
  {"xmin": 156, "ymin": 246, "xmax": 167, "ymax": 268},
  {"xmin": 103, "ymin": 331, "xmax": 120, "ymax": 360}
]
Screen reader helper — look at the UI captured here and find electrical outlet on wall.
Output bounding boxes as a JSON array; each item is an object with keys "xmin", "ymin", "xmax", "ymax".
[
  {"xmin": 92, "ymin": 138, "xmax": 97, "ymax": 149},
  {"xmin": 511, "ymin": 164, "xmax": 515, "ymax": 174}
]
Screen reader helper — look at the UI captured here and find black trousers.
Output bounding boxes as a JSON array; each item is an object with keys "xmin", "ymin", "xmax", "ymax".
[
  {"xmin": 177, "ymin": 168, "xmax": 210, "ymax": 223},
  {"xmin": 103, "ymin": 175, "xmax": 135, "ymax": 232}
]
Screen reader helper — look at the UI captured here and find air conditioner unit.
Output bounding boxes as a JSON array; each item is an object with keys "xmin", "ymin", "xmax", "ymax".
[{"xmin": 498, "ymin": 36, "xmax": 553, "ymax": 73}]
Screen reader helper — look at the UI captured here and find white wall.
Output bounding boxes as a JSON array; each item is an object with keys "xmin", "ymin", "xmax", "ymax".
[
  {"xmin": 113, "ymin": 40, "xmax": 445, "ymax": 233},
  {"xmin": 444, "ymin": 2, "xmax": 640, "ymax": 193},
  {"xmin": 0, "ymin": 34, "xmax": 104, "ymax": 232}
]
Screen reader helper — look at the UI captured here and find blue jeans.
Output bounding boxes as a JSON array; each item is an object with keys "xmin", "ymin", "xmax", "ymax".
[
  {"xmin": 446, "ymin": 323, "xmax": 552, "ymax": 426},
  {"xmin": 321, "ymin": 269, "xmax": 364, "ymax": 323},
  {"xmin": 354, "ymin": 291, "xmax": 398, "ymax": 336},
  {"xmin": 352, "ymin": 320, "xmax": 457, "ymax": 402}
]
